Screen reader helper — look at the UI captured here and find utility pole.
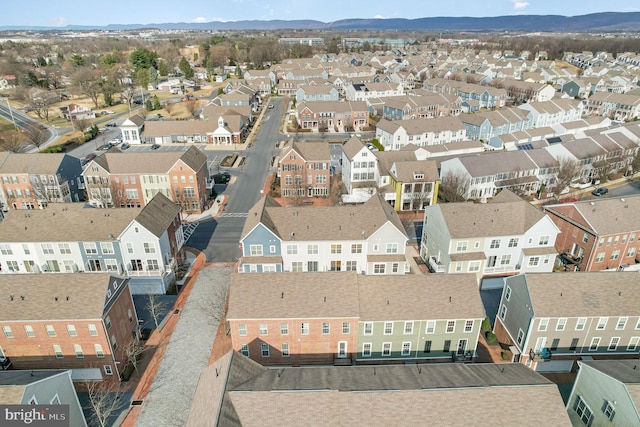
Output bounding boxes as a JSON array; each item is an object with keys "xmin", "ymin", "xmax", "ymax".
[{"xmin": 0, "ymin": 97, "xmax": 18, "ymax": 131}]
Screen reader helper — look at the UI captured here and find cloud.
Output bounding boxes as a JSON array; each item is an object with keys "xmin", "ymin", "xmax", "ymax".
[
  {"xmin": 47, "ymin": 16, "xmax": 68, "ymax": 27},
  {"xmin": 510, "ymin": 0, "xmax": 529, "ymax": 10},
  {"xmin": 373, "ymin": 14, "xmax": 386, "ymax": 19},
  {"xmin": 193, "ymin": 17, "xmax": 207, "ymax": 23}
]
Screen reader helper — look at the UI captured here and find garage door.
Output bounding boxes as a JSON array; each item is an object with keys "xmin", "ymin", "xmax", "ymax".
[
  {"xmin": 535, "ymin": 360, "xmax": 574, "ymax": 373},
  {"xmin": 480, "ymin": 277, "xmax": 506, "ymax": 290}
]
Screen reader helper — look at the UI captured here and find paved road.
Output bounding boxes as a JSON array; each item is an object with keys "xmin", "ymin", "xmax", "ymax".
[{"xmin": 0, "ymin": 102, "xmax": 57, "ymax": 151}]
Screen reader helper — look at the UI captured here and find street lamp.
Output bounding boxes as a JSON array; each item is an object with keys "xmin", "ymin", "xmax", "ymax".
[{"xmin": 0, "ymin": 97, "xmax": 18, "ymax": 131}]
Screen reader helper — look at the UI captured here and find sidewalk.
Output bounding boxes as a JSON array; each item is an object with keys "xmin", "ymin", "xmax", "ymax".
[{"xmin": 181, "ymin": 194, "xmax": 228, "ymax": 223}]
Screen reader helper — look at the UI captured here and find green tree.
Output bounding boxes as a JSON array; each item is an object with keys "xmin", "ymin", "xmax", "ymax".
[
  {"xmin": 70, "ymin": 54, "xmax": 85, "ymax": 67},
  {"xmin": 102, "ymin": 53, "xmax": 117, "ymax": 67},
  {"xmin": 129, "ymin": 48, "xmax": 158, "ymax": 72},
  {"xmin": 135, "ymin": 68, "xmax": 150, "ymax": 90},
  {"xmin": 145, "ymin": 99, "xmax": 153, "ymax": 111},
  {"xmin": 148, "ymin": 66, "xmax": 158, "ymax": 88},
  {"xmin": 178, "ymin": 57, "xmax": 194, "ymax": 79},
  {"xmin": 153, "ymin": 95, "xmax": 162, "ymax": 110},
  {"xmin": 157, "ymin": 60, "xmax": 169, "ymax": 77}
]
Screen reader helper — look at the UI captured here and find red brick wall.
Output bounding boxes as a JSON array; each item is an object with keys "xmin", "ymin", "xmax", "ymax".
[{"xmin": 104, "ymin": 284, "xmax": 138, "ymax": 377}]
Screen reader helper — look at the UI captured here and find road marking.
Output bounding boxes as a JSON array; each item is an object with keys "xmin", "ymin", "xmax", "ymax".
[
  {"xmin": 217, "ymin": 212, "xmax": 249, "ymax": 218},
  {"xmin": 182, "ymin": 223, "xmax": 199, "ymax": 241}
]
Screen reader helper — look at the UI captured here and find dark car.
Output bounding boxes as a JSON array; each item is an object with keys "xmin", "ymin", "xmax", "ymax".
[
  {"xmin": 84, "ymin": 153, "xmax": 97, "ymax": 162},
  {"xmin": 212, "ymin": 173, "xmax": 231, "ymax": 184},
  {"xmin": 120, "ymin": 143, "xmax": 130, "ymax": 150},
  {"xmin": 151, "ymin": 144, "xmax": 160, "ymax": 150},
  {"xmin": 592, "ymin": 187, "xmax": 609, "ymax": 196}
]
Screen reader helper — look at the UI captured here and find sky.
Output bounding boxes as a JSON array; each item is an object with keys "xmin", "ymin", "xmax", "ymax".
[{"xmin": 2, "ymin": 0, "xmax": 639, "ymax": 28}]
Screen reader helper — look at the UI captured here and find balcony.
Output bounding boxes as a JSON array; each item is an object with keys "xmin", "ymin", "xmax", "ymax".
[
  {"xmin": 484, "ymin": 264, "xmax": 519, "ymax": 274},
  {"xmin": 428, "ymin": 256, "xmax": 445, "ymax": 273}
]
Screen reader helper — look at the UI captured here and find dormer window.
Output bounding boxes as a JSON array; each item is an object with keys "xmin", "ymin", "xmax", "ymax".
[{"xmin": 414, "ymin": 173, "xmax": 424, "ymax": 180}]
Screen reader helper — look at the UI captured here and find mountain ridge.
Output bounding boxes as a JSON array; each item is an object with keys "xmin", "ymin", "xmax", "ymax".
[{"xmin": 2, "ymin": 12, "xmax": 640, "ymax": 32}]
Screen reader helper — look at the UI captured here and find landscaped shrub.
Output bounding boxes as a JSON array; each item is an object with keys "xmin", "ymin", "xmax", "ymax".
[
  {"xmin": 481, "ymin": 317, "xmax": 492, "ymax": 332},
  {"xmin": 501, "ymin": 351, "xmax": 510, "ymax": 360},
  {"xmin": 485, "ymin": 332, "xmax": 497, "ymax": 343}
]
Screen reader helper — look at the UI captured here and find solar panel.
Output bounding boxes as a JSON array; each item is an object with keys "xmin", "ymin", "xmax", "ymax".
[
  {"xmin": 517, "ymin": 144, "xmax": 534, "ymax": 150},
  {"xmin": 547, "ymin": 137, "xmax": 562, "ymax": 144}
]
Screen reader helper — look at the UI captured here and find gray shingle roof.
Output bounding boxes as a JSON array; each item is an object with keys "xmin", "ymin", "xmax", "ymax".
[
  {"xmin": 0, "ymin": 153, "xmax": 66, "ymax": 174},
  {"xmin": 92, "ymin": 146, "xmax": 207, "ymax": 174},
  {"xmin": 134, "ymin": 192, "xmax": 181, "ymax": 238}
]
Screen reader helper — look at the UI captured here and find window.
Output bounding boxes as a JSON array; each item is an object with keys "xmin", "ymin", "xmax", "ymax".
[
  {"xmin": 610, "ymin": 250, "xmax": 620, "ymax": 260},
  {"xmin": 111, "ymin": 335, "xmax": 117, "ymax": 351},
  {"xmin": 401, "ymin": 342, "xmax": 411, "ymax": 356},
  {"xmin": 94, "ymin": 344, "xmax": 104, "ymax": 358},
  {"xmin": 338, "ymin": 342, "xmax": 348, "ymax": 358},
  {"xmin": 53, "ymin": 345, "xmax": 63, "ymax": 358},
  {"xmin": 23, "ymin": 325, "xmax": 35, "ymax": 337},
  {"xmin": 249, "ymin": 245, "xmax": 263, "ymax": 256},
  {"xmin": 538, "ymin": 318, "xmax": 549, "ymax": 331},
  {"xmin": 386, "ymin": 243, "xmax": 398, "ymax": 254},
  {"xmin": 608, "ymin": 337, "xmax": 620, "ymax": 351},
  {"xmin": 41, "ymin": 243, "xmax": 54, "ymax": 254},
  {"xmin": 551, "ymin": 338, "xmax": 560, "ymax": 351},
  {"xmin": 576, "ymin": 318, "xmax": 586, "ymax": 331},
  {"xmin": 363, "ymin": 322, "xmax": 373, "ymax": 335},
  {"xmin": 508, "ymin": 238, "xmax": 519, "ymax": 247},
  {"xmin": 362, "ymin": 343, "xmax": 372, "ymax": 357},
  {"xmin": 259, "ymin": 324, "xmax": 268, "ymax": 336},
  {"xmin": 556, "ymin": 318, "xmax": 567, "ymax": 331},
  {"xmin": 342, "ymin": 322, "xmax": 350, "ymax": 334},
  {"xmin": 570, "ymin": 338, "xmax": 579, "ymax": 351},
  {"xmin": 596, "ymin": 252, "xmax": 605, "ymax": 262},
  {"xmin": 261, "ymin": 343, "xmax": 269, "ymax": 357},
  {"xmin": 280, "ymin": 323, "xmax": 288, "ymax": 335},
  {"xmin": 627, "ymin": 337, "xmax": 639, "ymax": 351},
  {"xmin": 528, "ymin": 257, "xmax": 540, "ymax": 267},
  {"xmin": 143, "ymin": 243, "xmax": 156, "ymax": 254},
  {"xmin": 240, "ymin": 345, "xmax": 249, "ymax": 357},
  {"xmin": 464, "ymin": 320, "xmax": 474, "ymax": 333},
  {"xmin": 446, "ymin": 320, "xmax": 455, "ymax": 333},
  {"xmin": 373, "ymin": 263, "xmax": 386, "ymax": 274},
  {"xmin": 443, "ymin": 340, "xmax": 451, "ymax": 353},
  {"xmin": 598, "ymin": 238, "xmax": 605, "ymax": 247},
  {"xmin": 500, "ymin": 254, "xmax": 511, "ymax": 265},
  {"xmin": 128, "ymin": 309, "xmax": 134, "ymax": 323},
  {"xmin": 50, "ymin": 394, "xmax": 61, "ymax": 405},
  {"xmin": 382, "ymin": 343, "xmax": 391, "ymax": 356},
  {"xmin": 596, "ymin": 317, "xmax": 608, "ymax": 330},
  {"xmin": 455, "ymin": 241, "xmax": 468, "ymax": 252},
  {"xmin": 291, "ymin": 261, "xmax": 303, "ymax": 272},
  {"xmin": 426, "ymin": 321, "xmax": 435, "ymax": 334},
  {"xmin": 468, "ymin": 261, "xmax": 481, "ymax": 272},
  {"xmin": 423, "ymin": 341, "xmax": 432, "ymax": 353},
  {"xmin": 582, "ymin": 233, "xmax": 589, "ymax": 243},
  {"xmin": 281, "ymin": 343, "xmax": 290, "ymax": 357},
  {"xmin": 603, "ymin": 401, "xmax": 615, "ymax": 421},
  {"xmin": 499, "ymin": 305, "xmax": 507, "ymax": 320},
  {"xmin": 74, "ymin": 344, "xmax": 84, "ymax": 358},
  {"xmin": 346, "ymin": 261, "xmax": 357, "ymax": 271},
  {"xmin": 589, "ymin": 337, "xmax": 600, "ymax": 351},
  {"xmin": 307, "ymin": 261, "xmax": 318, "ymax": 272},
  {"xmin": 574, "ymin": 396, "xmax": 593, "ymax": 425},
  {"xmin": 616, "ymin": 317, "xmax": 627, "ymax": 330},
  {"xmin": 0, "ymin": 244, "xmax": 12, "ymax": 255},
  {"xmin": 307, "ymin": 244, "xmax": 318, "ymax": 254},
  {"xmin": 67, "ymin": 325, "xmax": 77, "ymax": 336},
  {"xmin": 58, "ymin": 243, "xmax": 71, "ymax": 254},
  {"xmin": 627, "ymin": 247, "xmax": 636, "ymax": 258},
  {"xmin": 505, "ymin": 286, "xmax": 512, "ymax": 301},
  {"xmin": 46, "ymin": 325, "xmax": 56, "ymax": 337},
  {"xmin": 517, "ymin": 329, "xmax": 524, "ymax": 344},
  {"xmin": 538, "ymin": 235, "xmax": 550, "ymax": 245},
  {"xmin": 286, "ymin": 245, "xmax": 298, "ymax": 255},
  {"xmin": 105, "ymin": 316, "xmax": 112, "ymax": 330},
  {"xmin": 322, "ymin": 323, "xmax": 330, "ymax": 334},
  {"xmin": 384, "ymin": 322, "xmax": 393, "ymax": 335},
  {"xmin": 331, "ymin": 244, "xmax": 342, "ymax": 254},
  {"xmin": 490, "ymin": 239, "xmax": 500, "ymax": 249},
  {"xmin": 351, "ymin": 244, "xmax": 362, "ymax": 253},
  {"xmin": 373, "ymin": 244, "xmax": 379, "ymax": 252},
  {"xmin": 301, "ymin": 323, "xmax": 309, "ymax": 335},
  {"xmin": 404, "ymin": 321, "xmax": 413, "ymax": 334},
  {"xmin": 83, "ymin": 242, "xmax": 98, "ymax": 254},
  {"xmin": 100, "ymin": 242, "xmax": 115, "ymax": 254}
]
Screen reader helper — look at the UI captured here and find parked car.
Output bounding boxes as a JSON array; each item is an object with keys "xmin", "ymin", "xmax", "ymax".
[
  {"xmin": 592, "ymin": 187, "xmax": 609, "ymax": 196},
  {"xmin": 268, "ymin": 104, "xmax": 274, "ymax": 109},
  {"xmin": 84, "ymin": 153, "xmax": 97, "ymax": 162},
  {"xmin": 151, "ymin": 144, "xmax": 160, "ymax": 150},
  {"xmin": 120, "ymin": 143, "xmax": 130, "ymax": 150},
  {"xmin": 212, "ymin": 173, "xmax": 231, "ymax": 184}
]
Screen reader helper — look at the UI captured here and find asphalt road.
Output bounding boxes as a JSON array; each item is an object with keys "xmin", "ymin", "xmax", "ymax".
[{"xmin": 0, "ymin": 102, "xmax": 57, "ymax": 151}]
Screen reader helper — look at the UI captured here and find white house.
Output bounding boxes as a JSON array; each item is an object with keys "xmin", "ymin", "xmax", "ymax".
[{"xmin": 120, "ymin": 116, "xmax": 144, "ymax": 145}]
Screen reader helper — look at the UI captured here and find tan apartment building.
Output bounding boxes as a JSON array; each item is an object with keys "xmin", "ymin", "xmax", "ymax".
[{"xmin": 278, "ymin": 141, "xmax": 331, "ymax": 198}]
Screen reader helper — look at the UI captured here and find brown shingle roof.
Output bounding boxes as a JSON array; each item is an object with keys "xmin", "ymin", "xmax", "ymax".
[
  {"xmin": 0, "ymin": 153, "xmax": 66, "ymax": 174},
  {"xmin": 93, "ymin": 147, "xmax": 207, "ymax": 174},
  {"xmin": 134, "ymin": 192, "xmax": 181, "ymax": 238}
]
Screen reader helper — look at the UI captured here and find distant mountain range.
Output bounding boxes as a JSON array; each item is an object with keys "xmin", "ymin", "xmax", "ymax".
[{"xmin": 2, "ymin": 12, "xmax": 640, "ymax": 33}]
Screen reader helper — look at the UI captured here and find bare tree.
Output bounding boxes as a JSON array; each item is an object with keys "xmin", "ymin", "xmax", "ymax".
[
  {"xmin": 85, "ymin": 380, "xmax": 124, "ymax": 427},
  {"xmin": 196, "ymin": 281, "xmax": 230, "ymax": 324},
  {"xmin": 22, "ymin": 123, "xmax": 48, "ymax": 149},
  {"xmin": 628, "ymin": 149, "xmax": 640, "ymax": 176},
  {"xmin": 27, "ymin": 89, "xmax": 57, "ymax": 121},
  {"xmin": 72, "ymin": 117, "xmax": 91, "ymax": 132},
  {"xmin": 184, "ymin": 100, "xmax": 199, "ymax": 118},
  {"xmin": 146, "ymin": 293, "xmax": 169, "ymax": 329},
  {"xmin": 124, "ymin": 339, "xmax": 146, "ymax": 375},
  {"xmin": 72, "ymin": 67, "xmax": 102, "ymax": 109},
  {"xmin": 590, "ymin": 151, "xmax": 616, "ymax": 182},
  {"xmin": 439, "ymin": 171, "xmax": 470, "ymax": 202},
  {"xmin": 120, "ymin": 85, "xmax": 136, "ymax": 111},
  {"xmin": 163, "ymin": 100, "xmax": 174, "ymax": 116},
  {"xmin": 0, "ymin": 130, "xmax": 26, "ymax": 153},
  {"xmin": 553, "ymin": 157, "xmax": 583, "ymax": 197}
]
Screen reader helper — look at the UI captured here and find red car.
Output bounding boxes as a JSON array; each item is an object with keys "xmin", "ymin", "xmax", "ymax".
[{"xmin": 84, "ymin": 153, "xmax": 97, "ymax": 162}]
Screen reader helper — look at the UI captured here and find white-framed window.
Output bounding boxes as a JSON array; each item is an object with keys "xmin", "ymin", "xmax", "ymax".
[
  {"xmin": 111, "ymin": 335, "xmax": 117, "ymax": 351},
  {"xmin": 73, "ymin": 344, "xmax": 84, "ymax": 358},
  {"xmin": 455, "ymin": 241, "xmax": 468, "ymax": 252},
  {"xmin": 322, "ymin": 322, "xmax": 330, "ymax": 334},
  {"xmin": 468, "ymin": 261, "xmax": 481, "ymax": 272},
  {"xmin": 538, "ymin": 318, "xmax": 549, "ymax": 331},
  {"xmin": 517, "ymin": 329, "xmax": 524, "ymax": 344},
  {"xmin": 362, "ymin": 343, "xmax": 372, "ymax": 357},
  {"xmin": 249, "ymin": 245, "xmax": 263, "ymax": 256},
  {"xmin": 342, "ymin": 322, "xmax": 350, "ymax": 334},
  {"xmin": 446, "ymin": 320, "xmax": 455, "ymax": 333},
  {"xmin": 46, "ymin": 325, "xmax": 56, "ymax": 337},
  {"xmin": 627, "ymin": 337, "xmax": 639, "ymax": 351},
  {"xmin": 508, "ymin": 238, "xmax": 519, "ymax": 247},
  {"xmin": 404, "ymin": 321, "xmax": 413, "ymax": 334},
  {"xmin": 589, "ymin": 337, "xmax": 600, "ymax": 351},
  {"xmin": 464, "ymin": 320, "xmax": 474, "ymax": 333},
  {"xmin": 595, "ymin": 252, "xmax": 605, "ymax": 262},
  {"xmin": 105, "ymin": 316, "xmax": 112, "ymax": 330},
  {"xmin": 382, "ymin": 342, "xmax": 391, "ymax": 356},
  {"xmin": 384, "ymin": 322, "xmax": 393, "ymax": 335},
  {"xmin": 0, "ymin": 244, "xmax": 12, "ymax": 255},
  {"xmin": 573, "ymin": 396, "xmax": 593, "ymax": 425},
  {"xmin": 528, "ymin": 257, "xmax": 540, "ymax": 267},
  {"xmin": 385, "ymin": 243, "xmax": 398, "ymax": 254},
  {"xmin": 58, "ymin": 243, "xmax": 71, "ymax": 254},
  {"xmin": 280, "ymin": 323, "xmax": 288, "ymax": 335},
  {"xmin": 67, "ymin": 324, "xmax": 77, "ymax": 336},
  {"xmin": 94, "ymin": 344, "xmax": 104, "ymax": 358},
  {"xmin": 576, "ymin": 317, "xmax": 586, "ymax": 331},
  {"xmin": 363, "ymin": 322, "xmax": 373, "ymax": 335},
  {"xmin": 608, "ymin": 337, "xmax": 620, "ymax": 351},
  {"xmin": 490, "ymin": 239, "xmax": 500, "ymax": 249},
  {"xmin": 281, "ymin": 343, "xmax": 290, "ymax": 357},
  {"xmin": 83, "ymin": 242, "xmax": 98, "ymax": 254},
  {"xmin": 50, "ymin": 394, "xmax": 61, "ymax": 405},
  {"xmin": 616, "ymin": 317, "xmax": 627, "ymax": 330},
  {"xmin": 23, "ymin": 325, "xmax": 35, "ymax": 337},
  {"xmin": 307, "ymin": 244, "xmax": 318, "ymax": 254},
  {"xmin": 41, "ymin": 243, "xmax": 54, "ymax": 254},
  {"xmin": 101, "ymin": 242, "xmax": 115, "ymax": 254},
  {"xmin": 603, "ymin": 401, "xmax": 615, "ymax": 421},
  {"xmin": 596, "ymin": 317, "xmax": 608, "ymax": 330},
  {"xmin": 261, "ymin": 343, "xmax": 269, "ymax": 357},
  {"xmin": 240, "ymin": 344, "xmax": 249, "ymax": 357},
  {"xmin": 338, "ymin": 341, "xmax": 348, "ymax": 358},
  {"xmin": 505, "ymin": 286, "xmax": 512, "ymax": 301},
  {"xmin": 143, "ymin": 243, "xmax": 156, "ymax": 254},
  {"xmin": 286, "ymin": 245, "xmax": 298, "ymax": 255},
  {"xmin": 539, "ymin": 235, "xmax": 550, "ymax": 245},
  {"xmin": 373, "ymin": 263, "xmax": 386, "ymax": 274},
  {"xmin": 291, "ymin": 261, "xmax": 303, "ymax": 272},
  {"xmin": 53, "ymin": 344, "xmax": 63, "ymax": 358},
  {"xmin": 301, "ymin": 322, "xmax": 309, "ymax": 335},
  {"xmin": 556, "ymin": 318, "xmax": 567, "ymax": 331},
  {"xmin": 426, "ymin": 320, "xmax": 435, "ymax": 334},
  {"xmin": 330, "ymin": 244, "xmax": 342, "ymax": 254},
  {"xmin": 401, "ymin": 342, "xmax": 411, "ymax": 356},
  {"xmin": 259, "ymin": 324, "xmax": 268, "ymax": 335},
  {"xmin": 351, "ymin": 244, "xmax": 362, "ymax": 253},
  {"xmin": 238, "ymin": 324, "xmax": 247, "ymax": 336},
  {"xmin": 610, "ymin": 250, "xmax": 620, "ymax": 260},
  {"xmin": 104, "ymin": 365, "xmax": 113, "ymax": 375},
  {"xmin": 500, "ymin": 254, "xmax": 511, "ymax": 265},
  {"xmin": 499, "ymin": 305, "xmax": 507, "ymax": 320}
]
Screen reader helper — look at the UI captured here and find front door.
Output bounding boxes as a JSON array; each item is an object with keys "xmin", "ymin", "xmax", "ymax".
[
  {"xmin": 457, "ymin": 339, "xmax": 468, "ymax": 355},
  {"xmin": 534, "ymin": 337, "xmax": 547, "ymax": 352},
  {"xmin": 338, "ymin": 341, "xmax": 347, "ymax": 358},
  {"xmin": 88, "ymin": 259, "xmax": 102, "ymax": 272}
]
